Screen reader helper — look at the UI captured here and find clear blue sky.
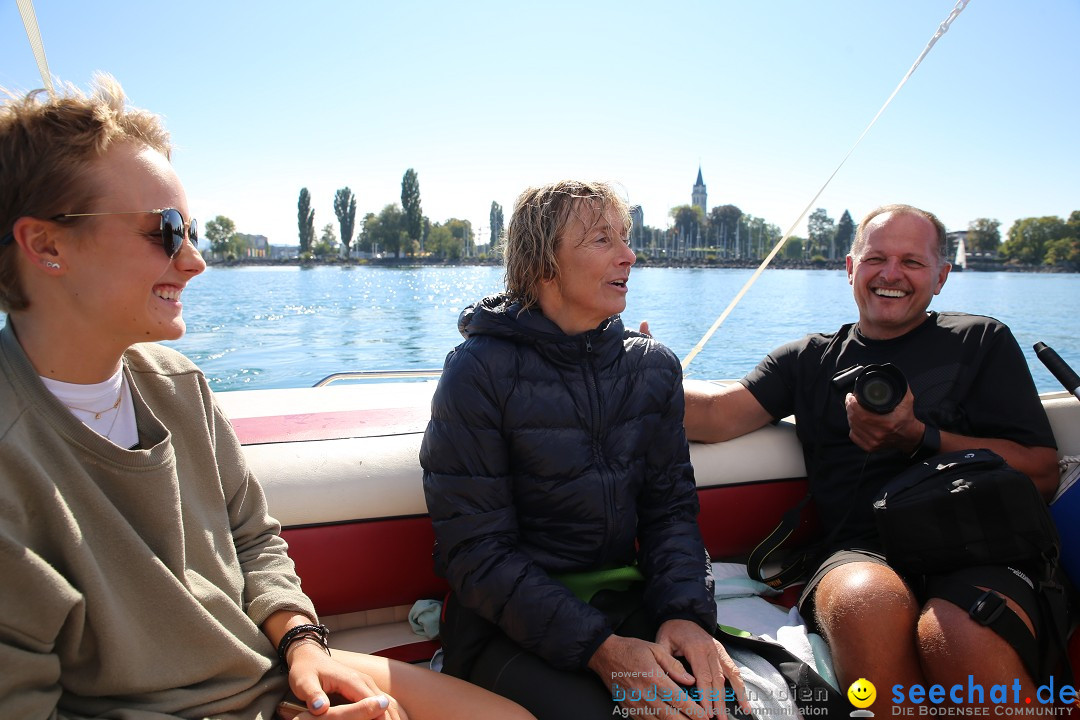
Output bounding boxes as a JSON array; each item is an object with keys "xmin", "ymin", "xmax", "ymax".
[{"xmin": 2, "ymin": 1, "xmax": 1078, "ymax": 247}]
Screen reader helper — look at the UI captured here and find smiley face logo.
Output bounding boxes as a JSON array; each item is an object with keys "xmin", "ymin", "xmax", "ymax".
[{"xmin": 847, "ymin": 678, "xmax": 877, "ymax": 709}]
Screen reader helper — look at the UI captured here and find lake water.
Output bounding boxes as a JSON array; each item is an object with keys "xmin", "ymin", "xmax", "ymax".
[{"xmin": 155, "ymin": 265, "xmax": 1080, "ymax": 394}]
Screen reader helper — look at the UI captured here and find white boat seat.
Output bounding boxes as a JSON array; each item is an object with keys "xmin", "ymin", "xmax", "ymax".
[{"xmin": 219, "ymin": 383, "xmax": 1079, "ymax": 664}]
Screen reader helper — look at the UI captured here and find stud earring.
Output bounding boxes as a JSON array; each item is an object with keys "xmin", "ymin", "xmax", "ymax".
[{"xmin": 45, "ymin": 261, "xmax": 61, "ymax": 270}]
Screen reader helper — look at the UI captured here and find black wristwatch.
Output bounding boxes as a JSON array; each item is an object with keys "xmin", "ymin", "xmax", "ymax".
[{"xmin": 910, "ymin": 423, "xmax": 941, "ymax": 461}]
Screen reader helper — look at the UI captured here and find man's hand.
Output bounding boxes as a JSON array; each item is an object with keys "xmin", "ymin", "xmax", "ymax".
[
  {"xmin": 845, "ymin": 387, "xmax": 923, "ymax": 454},
  {"xmin": 639, "ymin": 321, "xmax": 652, "ymax": 337},
  {"xmin": 589, "ymin": 633, "xmax": 710, "ymax": 718},
  {"xmin": 845, "ymin": 388, "xmax": 1059, "ymax": 497},
  {"xmin": 656, "ymin": 619, "xmax": 751, "ymax": 719}
]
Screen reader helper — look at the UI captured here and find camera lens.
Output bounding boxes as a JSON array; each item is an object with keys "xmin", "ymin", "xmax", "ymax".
[
  {"xmin": 854, "ymin": 365, "xmax": 907, "ymax": 414},
  {"xmin": 861, "ymin": 375, "xmax": 896, "ymax": 408}
]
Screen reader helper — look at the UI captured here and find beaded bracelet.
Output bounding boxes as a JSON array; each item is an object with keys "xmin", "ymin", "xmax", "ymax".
[{"xmin": 277, "ymin": 623, "xmax": 330, "ymax": 671}]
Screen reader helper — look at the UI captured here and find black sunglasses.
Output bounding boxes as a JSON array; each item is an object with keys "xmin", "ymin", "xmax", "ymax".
[{"xmin": 0, "ymin": 208, "xmax": 198, "ymax": 259}]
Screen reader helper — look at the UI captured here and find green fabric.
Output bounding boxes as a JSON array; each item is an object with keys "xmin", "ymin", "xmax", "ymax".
[
  {"xmin": 717, "ymin": 623, "xmax": 752, "ymax": 638},
  {"xmin": 552, "ymin": 565, "xmax": 645, "ymax": 603}
]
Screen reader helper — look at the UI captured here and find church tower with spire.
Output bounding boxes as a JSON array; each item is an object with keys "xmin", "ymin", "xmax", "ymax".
[{"xmin": 692, "ymin": 166, "xmax": 707, "ymax": 218}]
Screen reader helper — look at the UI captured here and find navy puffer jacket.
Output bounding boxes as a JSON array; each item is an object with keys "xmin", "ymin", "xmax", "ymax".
[{"xmin": 420, "ymin": 294, "xmax": 716, "ymax": 671}]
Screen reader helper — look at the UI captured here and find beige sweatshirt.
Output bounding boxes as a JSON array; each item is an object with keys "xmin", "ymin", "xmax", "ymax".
[{"xmin": 0, "ymin": 322, "xmax": 316, "ymax": 719}]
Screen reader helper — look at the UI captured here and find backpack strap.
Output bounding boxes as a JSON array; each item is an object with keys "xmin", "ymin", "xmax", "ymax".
[
  {"xmin": 747, "ymin": 471, "xmax": 869, "ymax": 590},
  {"xmin": 746, "ymin": 492, "xmax": 814, "ymax": 589},
  {"xmin": 926, "ymin": 570, "xmax": 1074, "ymax": 686},
  {"xmin": 928, "ymin": 578, "xmax": 1039, "ymax": 679},
  {"xmin": 1036, "ymin": 571, "xmax": 1074, "ymax": 687}
]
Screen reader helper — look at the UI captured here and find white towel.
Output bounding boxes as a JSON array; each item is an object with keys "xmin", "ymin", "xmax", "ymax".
[
  {"xmin": 713, "ymin": 562, "xmax": 838, "ymax": 692},
  {"xmin": 726, "ymin": 645, "xmax": 804, "ymax": 720}
]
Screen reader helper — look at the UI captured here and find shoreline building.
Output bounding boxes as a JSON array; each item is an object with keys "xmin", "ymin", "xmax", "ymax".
[
  {"xmin": 629, "ymin": 205, "xmax": 644, "ymax": 251},
  {"xmin": 692, "ymin": 167, "xmax": 707, "ymax": 218}
]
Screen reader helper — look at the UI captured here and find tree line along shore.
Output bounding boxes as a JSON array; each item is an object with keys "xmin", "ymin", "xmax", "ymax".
[
  {"xmin": 202, "ymin": 170, "xmax": 1080, "ymax": 272},
  {"xmin": 205, "ymin": 255, "xmax": 1073, "ymax": 273}
]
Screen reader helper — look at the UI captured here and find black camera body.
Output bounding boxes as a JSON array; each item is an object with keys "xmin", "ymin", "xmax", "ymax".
[{"xmin": 832, "ymin": 363, "xmax": 908, "ymax": 415}]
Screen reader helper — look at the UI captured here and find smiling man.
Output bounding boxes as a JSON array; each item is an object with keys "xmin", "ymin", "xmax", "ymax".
[{"xmin": 682, "ymin": 204, "xmax": 1060, "ymax": 708}]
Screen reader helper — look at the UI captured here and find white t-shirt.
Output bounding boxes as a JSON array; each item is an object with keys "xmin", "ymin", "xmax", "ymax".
[{"xmin": 40, "ymin": 367, "xmax": 138, "ymax": 448}]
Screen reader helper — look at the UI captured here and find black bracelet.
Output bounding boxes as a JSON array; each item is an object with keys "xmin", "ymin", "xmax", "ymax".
[
  {"xmin": 277, "ymin": 623, "xmax": 330, "ymax": 671},
  {"xmin": 910, "ymin": 423, "xmax": 941, "ymax": 462}
]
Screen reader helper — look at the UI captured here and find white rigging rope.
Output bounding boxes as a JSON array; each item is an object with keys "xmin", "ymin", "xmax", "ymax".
[
  {"xmin": 681, "ymin": 0, "xmax": 971, "ymax": 371},
  {"xmin": 16, "ymin": 0, "xmax": 54, "ymax": 95}
]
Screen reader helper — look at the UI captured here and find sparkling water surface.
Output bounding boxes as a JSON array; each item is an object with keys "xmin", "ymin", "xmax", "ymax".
[{"xmin": 160, "ymin": 266, "xmax": 1080, "ymax": 394}]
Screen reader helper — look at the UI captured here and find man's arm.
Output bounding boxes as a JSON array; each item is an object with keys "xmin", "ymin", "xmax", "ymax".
[
  {"xmin": 683, "ymin": 379, "xmax": 774, "ymax": 443},
  {"xmin": 844, "ymin": 391, "xmax": 1059, "ymax": 499},
  {"xmin": 940, "ymin": 434, "xmax": 1058, "ymax": 500}
]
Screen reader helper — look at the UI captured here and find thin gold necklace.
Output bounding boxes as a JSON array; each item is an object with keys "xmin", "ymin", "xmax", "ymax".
[
  {"xmin": 63, "ymin": 383, "xmax": 123, "ymax": 420},
  {"xmin": 100, "ymin": 376, "xmax": 126, "ymax": 441}
]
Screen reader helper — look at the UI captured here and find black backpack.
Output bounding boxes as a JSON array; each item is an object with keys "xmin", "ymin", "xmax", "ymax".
[{"xmin": 871, "ymin": 448, "xmax": 1059, "ymax": 575}]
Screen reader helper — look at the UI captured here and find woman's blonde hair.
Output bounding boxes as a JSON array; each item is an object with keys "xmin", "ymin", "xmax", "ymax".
[
  {"xmin": 0, "ymin": 74, "xmax": 170, "ymax": 311},
  {"xmin": 502, "ymin": 180, "xmax": 630, "ymax": 310}
]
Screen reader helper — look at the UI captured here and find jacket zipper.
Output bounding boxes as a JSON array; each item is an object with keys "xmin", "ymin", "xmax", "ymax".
[
  {"xmin": 583, "ymin": 335, "xmax": 600, "ymax": 454},
  {"xmin": 583, "ymin": 333, "xmax": 617, "ymax": 561}
]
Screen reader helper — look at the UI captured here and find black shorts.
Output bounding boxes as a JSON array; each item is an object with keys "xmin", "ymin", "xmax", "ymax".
[{"xmin": 797, "ymin": 547, "xmax": 1048, "ymax": 679}]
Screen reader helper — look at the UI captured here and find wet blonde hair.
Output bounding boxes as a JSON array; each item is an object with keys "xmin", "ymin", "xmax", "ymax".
[
  {"xmin": 852, "ymin": 203, "xmax": 948, "ymax": 264},
  {"xmin": 0, "ymin": 73, "xmax": 171, "ymax": 311},
  {"xmin": 502, "ymin": 180, "xmax": 630, "ymax": 310}
]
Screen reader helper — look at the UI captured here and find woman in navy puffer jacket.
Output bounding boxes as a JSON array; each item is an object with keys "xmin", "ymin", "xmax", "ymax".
[{"xmin": 421, "ymin": 181, "xmax": 747, "ymax": 720}]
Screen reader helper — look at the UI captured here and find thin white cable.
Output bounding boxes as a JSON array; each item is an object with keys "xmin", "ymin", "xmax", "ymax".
[
  {"xmin": 16, "ymin": 0, "xmax": 54, "ymax": 95},
  {"xmin": 682, "ymin": 0, "xmax": 971, "ymax": 371}
]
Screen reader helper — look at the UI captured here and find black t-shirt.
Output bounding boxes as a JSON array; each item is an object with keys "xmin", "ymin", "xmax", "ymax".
[{"xmin": 741, "ymin": 311, "xmax": 1056, "ymax": 542}]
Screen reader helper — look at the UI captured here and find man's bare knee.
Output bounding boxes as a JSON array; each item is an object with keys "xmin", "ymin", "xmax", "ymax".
[
  {"xmin": 815, "ymin": 562, "xmax": 918, "ymax": 632},
  {"xmin": 814, "ymin": 563, "xmax": 925, "ymax": 693}
]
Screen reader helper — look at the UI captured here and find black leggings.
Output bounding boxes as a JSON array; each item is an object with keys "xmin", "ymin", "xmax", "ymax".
[
  {"xmin": 470, "ymin": 632, "xmax": 614, "ymax": 720},
  {"xmin": 464, "ymin": 589, "xmax": 662, "ymax": 720}
]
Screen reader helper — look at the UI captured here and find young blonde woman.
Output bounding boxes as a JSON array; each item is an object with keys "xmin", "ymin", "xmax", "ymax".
[{"xmin": 0, "ymin": 77, "xmax": 532, "ymax": 720}]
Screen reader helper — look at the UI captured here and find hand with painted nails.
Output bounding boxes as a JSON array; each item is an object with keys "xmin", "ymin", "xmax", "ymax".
[{"xmin": 286, "ymin": 641, "xmax": 407, "ymax": 720}]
